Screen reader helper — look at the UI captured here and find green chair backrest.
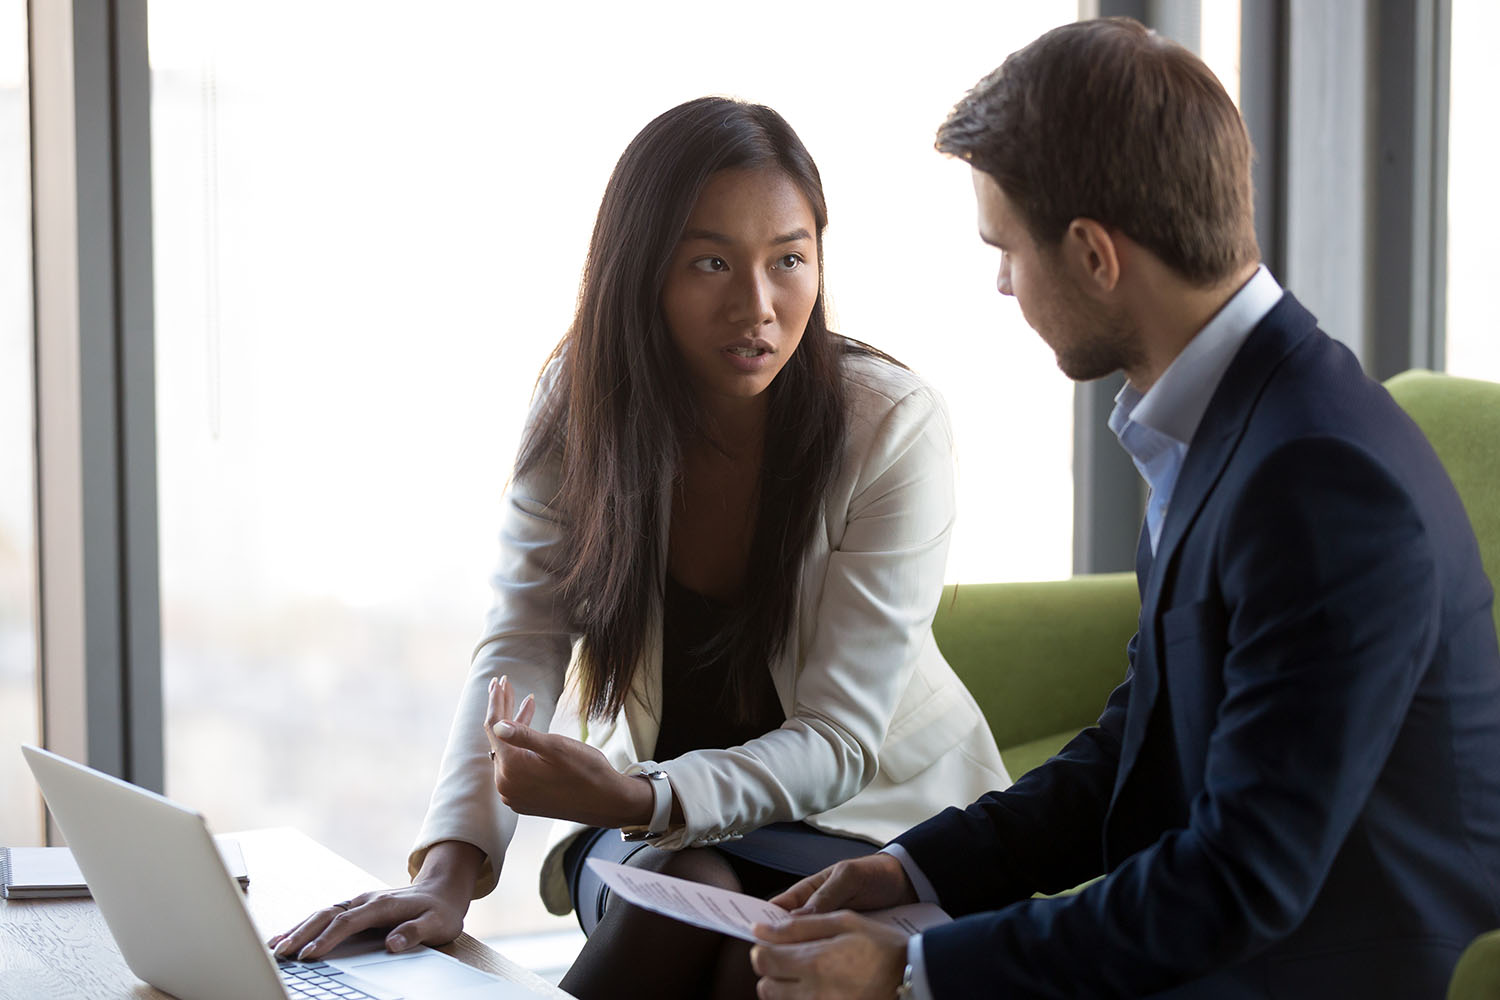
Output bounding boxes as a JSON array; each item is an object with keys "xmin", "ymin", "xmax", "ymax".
[
  {"xmin": 932, "ymin": 575, "xmax": 1138, "ymax": 752},
  {"xmin": 1384, "ymin": 370, "xmax": 1500, "ymax": 637}
]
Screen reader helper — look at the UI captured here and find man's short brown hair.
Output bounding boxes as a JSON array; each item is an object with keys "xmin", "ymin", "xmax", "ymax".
[{"xmin": 938, "ymin": 17, "xmax": 1259, "ymax": 286}]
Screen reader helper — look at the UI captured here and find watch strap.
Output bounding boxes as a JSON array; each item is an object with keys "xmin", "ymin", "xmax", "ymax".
[
  {"xmin": 642, "ymin": 769, "xmax": 672, "ymax": 834},
  {"xmin": 621, "ymin": 770, "xmax": 672, "ymax": 841}
]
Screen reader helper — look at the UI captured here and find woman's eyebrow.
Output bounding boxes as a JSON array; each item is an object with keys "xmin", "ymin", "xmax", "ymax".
[
  {"xmin": 679, "ymin": 227, "xmax": 813, "ymax": 245},
  {"xmin": 680, "ymin": 227, "xmax": 732, "ymax": 244}
]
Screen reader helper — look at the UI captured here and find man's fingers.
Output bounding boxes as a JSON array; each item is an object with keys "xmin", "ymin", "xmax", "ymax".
[
  {"xmin": 752, "ymin": 971, "xmax": 810, "ymax": 1000},
  {"xmin": 755, "ymin": 911, "xmax": 861, "ymax": 944},
  {"xmin": 795, "ymin": 863, "xmax": 861, "ymax": 914},
  {"xmin": 750, "ymin": 938, "xmax": 825, "ymax": 980},
  {"xmin": 770, "ymin": 869, "xmax": 827, "ymax": 912}
]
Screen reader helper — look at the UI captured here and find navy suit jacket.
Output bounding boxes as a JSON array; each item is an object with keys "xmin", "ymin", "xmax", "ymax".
[{"xmin": 896, "ymin": 294, "xmax": 1500, "ymax": 997}]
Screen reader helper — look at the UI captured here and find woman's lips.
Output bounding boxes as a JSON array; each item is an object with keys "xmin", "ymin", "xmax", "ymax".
[{"xmin": 723, "ymin": 342, "xmax": 773, "ymax": 373}]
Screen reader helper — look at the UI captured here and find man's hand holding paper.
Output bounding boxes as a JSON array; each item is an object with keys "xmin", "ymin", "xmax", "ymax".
[
  {"xmin": 587, "ymin": 855, "xmax": 934, "ymax": 998},
  {"xmin": 584, "ymin": 856, "xmax": 945, "ymax": 943},
  {"xmin": 746, "ymin": 853, "xmax": 922, "ymax": 999}
]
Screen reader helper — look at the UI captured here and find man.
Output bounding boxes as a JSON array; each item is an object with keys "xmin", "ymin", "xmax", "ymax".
[{"xmin": 750, "ymin": 17, "xmax": 1500, "ymax": 999}]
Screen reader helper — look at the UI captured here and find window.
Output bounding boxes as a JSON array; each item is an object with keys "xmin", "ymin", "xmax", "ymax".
[
  {"xmin": 0, "ymin": 0, "xmax": 40, "ymax": 848},
  {"xmin": 149, "ymin": 0, "xmax": 1075, "ymax": 942},
  {"xmin": 1445, "ymin": 0, "xmax": 1499, "ymax": 381},
  {"xmin": 1199, "ymin": 0, "xmax": 1242, "ymax": 108}
]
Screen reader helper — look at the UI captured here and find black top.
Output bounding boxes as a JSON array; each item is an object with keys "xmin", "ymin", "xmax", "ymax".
[{"xmin": 651, "ymin": 575, "xmax": 785, "ymax": 762}]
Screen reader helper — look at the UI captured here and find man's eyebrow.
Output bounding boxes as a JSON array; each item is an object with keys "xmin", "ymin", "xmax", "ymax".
[{"xmin": 679, "ymin": 227, "xmax": 814, "ymax": 245}]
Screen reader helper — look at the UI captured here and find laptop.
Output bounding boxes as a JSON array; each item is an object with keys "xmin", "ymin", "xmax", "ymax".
[{"xmin": 21, "ymin": 744, "xmax": 546, "ymax": 1000}]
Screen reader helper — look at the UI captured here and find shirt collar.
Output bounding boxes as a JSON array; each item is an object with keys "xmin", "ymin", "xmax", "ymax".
[{"xmin": 1125, "ymin": 265, "xmax": 1283, "ymax": 447}]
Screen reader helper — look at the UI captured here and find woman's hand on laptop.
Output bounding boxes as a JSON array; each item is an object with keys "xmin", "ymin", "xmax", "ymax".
[{"xmin": 268, "ymin": 839, "xmax": 484, "ymax": 961}]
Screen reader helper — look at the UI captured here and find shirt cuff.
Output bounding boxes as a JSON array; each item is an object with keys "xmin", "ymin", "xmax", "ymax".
[
  {"xmin": 880, "ymin": 844, "xmax": 940, "ymax": 905},
  {"xmin": 906, "ymin": 935, "xmax": 936, "ymax": 1000}
]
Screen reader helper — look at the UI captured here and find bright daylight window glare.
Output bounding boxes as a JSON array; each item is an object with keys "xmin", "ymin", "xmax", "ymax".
[
  {"xmin": 0, "ymin": 0, "xmax": 40, "ymax": 850},
  {"xmin": 1445, "ymin": 0, "xmax": 1499, "ymax": 381},
  {"xmin": 148, "ymin": 0, "xmax": 1074, "ymax": 944}
]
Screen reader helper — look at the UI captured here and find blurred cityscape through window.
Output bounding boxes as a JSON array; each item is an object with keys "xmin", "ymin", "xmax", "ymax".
[
  {"xmin": 148, "ymin": 0, "xmax": 1076, "ymax": 940},
  {"xmin": 0, "ymin": 0, "xmax": 40, "ymax": 851}
]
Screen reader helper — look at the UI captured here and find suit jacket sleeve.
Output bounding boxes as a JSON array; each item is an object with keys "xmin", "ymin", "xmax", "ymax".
[
  {"xmin": 896, "ymin": 653, "xmax": 1130, "ymax": 911},
  {"xmin": 899, "ymin": 436, "xmax": 1439, "ymax": 996}
]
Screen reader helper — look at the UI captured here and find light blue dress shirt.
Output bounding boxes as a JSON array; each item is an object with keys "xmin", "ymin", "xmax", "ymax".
[
  {"xmin": 884, "ymin": 265, "xmax": 1284, "ymax": 999},
  {"xmin": 1108, "ymin": 266, "xmax": 1284, "ymax": 552}
]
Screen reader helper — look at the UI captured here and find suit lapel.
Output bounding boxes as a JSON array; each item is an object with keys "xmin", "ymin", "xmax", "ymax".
[
  {"xmin": 1112, "ymin": 524, "xmax": 1158, "ymax": 803},
  {"xmin": 1108, "ymin": 294, "xmax": 1317, "ymax": 813},
  {"xmin": 1144, "ymin": 293, "xmax": 1316, "ymax": 604}
]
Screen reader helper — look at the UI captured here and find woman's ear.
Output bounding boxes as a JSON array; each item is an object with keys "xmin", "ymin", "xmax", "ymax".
[{"xmin": 1063, "ymin": 217, "xmax": 1120, "ymax": 294}]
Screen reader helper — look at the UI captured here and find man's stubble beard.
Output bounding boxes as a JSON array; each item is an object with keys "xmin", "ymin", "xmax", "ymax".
[{"xmin": 1053, "ymin": 295, "xmax": 1143, "ymax": 385}]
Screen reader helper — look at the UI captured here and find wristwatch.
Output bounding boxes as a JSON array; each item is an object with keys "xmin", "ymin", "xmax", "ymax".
[
  {"xmin": 620, "ymin": 770, "xmax": 671, "ymax": 842},
  {"xmin": 895, "ymin": 962, "xmax": 915, "ymax": 999}
]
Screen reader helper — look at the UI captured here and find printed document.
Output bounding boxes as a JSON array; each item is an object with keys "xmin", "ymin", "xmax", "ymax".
[{"xmin": 586, "ymin": 858, "xmax": 951, "ymax": 943}]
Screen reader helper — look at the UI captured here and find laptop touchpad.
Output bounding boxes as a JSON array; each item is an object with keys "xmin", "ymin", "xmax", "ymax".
[{"xmin": 338, "ymin": 950, "xmax": 502, "ymax": 990}]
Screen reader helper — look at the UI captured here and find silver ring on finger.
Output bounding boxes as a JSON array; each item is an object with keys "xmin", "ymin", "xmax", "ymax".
[
  {"xmin": 333, "ymin": 900, "xmax": 354, "ymax": 912},
  {"xmin": 489, "ymin": 750, "xmax": 497, "ymax": 761}
]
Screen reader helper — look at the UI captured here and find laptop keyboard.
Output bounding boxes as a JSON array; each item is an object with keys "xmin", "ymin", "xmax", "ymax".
[{"xmin": 277, "ymin": 958, "xmax": 384, "ymax": 1000}]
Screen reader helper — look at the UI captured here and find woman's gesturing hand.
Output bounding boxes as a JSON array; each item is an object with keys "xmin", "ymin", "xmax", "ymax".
[
  {"xmin": 484, "ymin": 675, "xmax": 654, "ymax": 830},
  {"xmin": 267, "ymin": 840, "xmax": 481, "ymax": 962}
]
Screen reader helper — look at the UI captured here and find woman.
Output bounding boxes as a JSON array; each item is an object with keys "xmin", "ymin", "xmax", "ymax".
[{"xmin": 271, "ymin": 96, "xmax": 1009, "ymax": 999}]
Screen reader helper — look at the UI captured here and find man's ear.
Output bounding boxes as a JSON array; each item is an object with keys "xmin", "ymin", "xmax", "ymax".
[{"xmin": 1062, "ymin": 218, "xmax": 1120, "ymax": 294}]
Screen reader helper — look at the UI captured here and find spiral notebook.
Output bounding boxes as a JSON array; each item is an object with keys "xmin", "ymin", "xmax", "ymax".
[{"xmin": 1, "ymin": 838, "xmax": 249, "ymax": 899}]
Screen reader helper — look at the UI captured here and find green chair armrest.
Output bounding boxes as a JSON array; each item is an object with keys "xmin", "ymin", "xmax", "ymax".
[
  {"xmin": 1448, "ymin": 929, "xmax": 1500, "ymax": 1000},
  {"xmin": 933, "ymin": 574, "xmax": 1138, "ymax": 761}
]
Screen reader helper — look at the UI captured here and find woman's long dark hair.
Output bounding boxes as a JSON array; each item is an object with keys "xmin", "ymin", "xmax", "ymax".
[{"xmin": 517, "ymin": 96, "xmax": 852, "ymax": 724}]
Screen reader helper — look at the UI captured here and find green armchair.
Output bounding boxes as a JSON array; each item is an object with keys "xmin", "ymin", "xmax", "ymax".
[
  {"xmin": 933, "ymin": 573, "xmax": 1137, "ymax": 778},
  {"xmin": 929, "ymin": 368, "xmax": 1500, "ymax": 996}
]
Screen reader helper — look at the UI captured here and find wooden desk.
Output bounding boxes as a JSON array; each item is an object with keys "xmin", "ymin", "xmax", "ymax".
[{"xmin": 0, "ymin": 827, "xmax": 574, "ymax": 1000}]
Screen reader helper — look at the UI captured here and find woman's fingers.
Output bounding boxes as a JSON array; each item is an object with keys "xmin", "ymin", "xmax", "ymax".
[
  {"xmin": 483, "ymin": 677, "xmax": 538, "ymax": 763},
  {"xmin": 483, "ymin": 676, "xmax": 504, "ymax": 745},
  {"xmin": 284, "ymin": 892, "xmax": 434, "ymax": 961},
  {"xmin": 270, "ymin": 895, "xmax": 371, "ymax": 960},
  {"xmin": 499, "ymin": 674, "xmax": 515, "ymax": 723},
  {"xmin": 383, "ymin": 906, "xmax": 460, "ymax": 954}
]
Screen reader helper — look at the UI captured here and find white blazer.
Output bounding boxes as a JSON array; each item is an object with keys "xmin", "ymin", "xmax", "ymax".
[{"xmin": 409, "ymin": 352, "xmax": 1011, "ymax": 915}]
